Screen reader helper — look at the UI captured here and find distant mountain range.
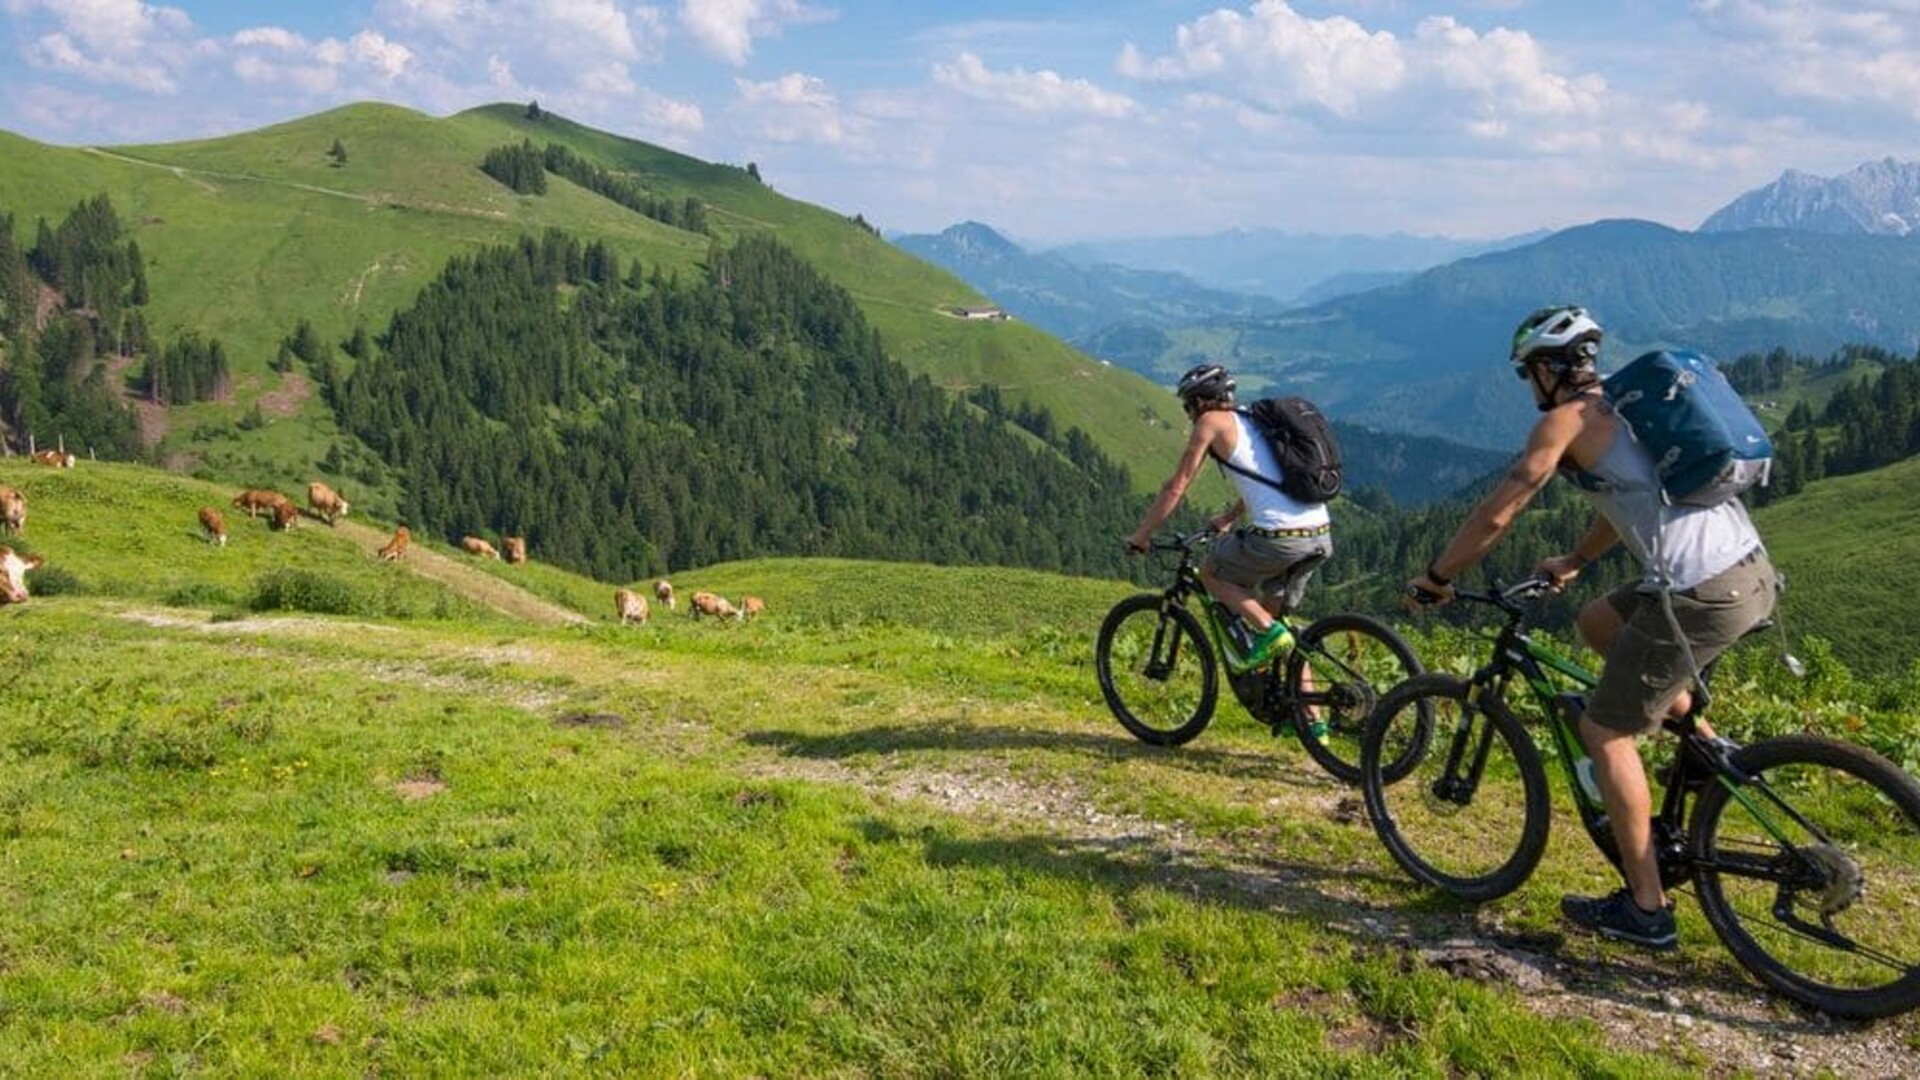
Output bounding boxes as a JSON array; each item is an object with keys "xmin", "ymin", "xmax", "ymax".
[
  {"xmin": 890, "ymin": 222, "xmax": 1284, "ymax": 343},
  {"xmin": 1203, "ymin": 218, "xmax": 1920, "ymax": 447},
  {"xmin": 1053, "ymin": 229, "xmax": 1547, "ymax": 303},
  {"xmin": 903, "ymin": 160, "xmax": 1920, "ymax": 452},
  {"xmin": 1701, "ymin": 158, "xmax": 1920, "ymax": 236}
]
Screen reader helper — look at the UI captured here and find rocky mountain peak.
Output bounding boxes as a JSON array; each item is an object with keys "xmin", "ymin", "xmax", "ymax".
[{"xmin": 1700, "ymin": 158, "xmax": 1920, "ymax": 236}]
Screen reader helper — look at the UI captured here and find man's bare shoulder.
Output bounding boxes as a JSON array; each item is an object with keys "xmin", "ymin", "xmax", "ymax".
[{"xmin": 1195, "ymin": 407, "xmax": 1240, "ymax": 449}]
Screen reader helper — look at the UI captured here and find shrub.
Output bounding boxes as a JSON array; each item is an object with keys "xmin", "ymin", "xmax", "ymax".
[
  {"xmin": 250, "ymin": 568, "xmax": 363, "ymax": 615},
  {"xmin": 166, "ymin": 582, "xmax": 241, "ymax": 609},
  {"xmin": 25, "ymin": 563, "xmax": 85, "ymax": 597}
]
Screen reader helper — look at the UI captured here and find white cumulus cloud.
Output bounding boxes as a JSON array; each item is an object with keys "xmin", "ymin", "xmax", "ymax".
[
  {"xmin": 1116, "ymin": 0, "xmax": 1405, "ymax": 117},
  {"xmin": 1692, "ymin": 0, "xmax": 1920, "ymax": 119},
  {"xmin": 735, "ymin": 71, "xmax": 862, "ymax": 145},
  {"xmin": 679, "ymin": 0, "xmax": 830, "ymax": 65},
  {"xmin": 932, "ymin": 52, "xmax": 1137, "ymax": 119}
]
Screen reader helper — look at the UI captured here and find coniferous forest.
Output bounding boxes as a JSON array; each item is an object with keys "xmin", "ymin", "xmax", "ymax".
[
  {"xmin": 0, "ymin": 195, "xmax": 183, "ymax": 460},
  {"xmin": 327, "ymin": 230, "xmax": 1143, "ymax": 583}
]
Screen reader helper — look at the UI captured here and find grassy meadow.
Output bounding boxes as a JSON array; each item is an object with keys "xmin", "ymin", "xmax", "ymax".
[{"xmin": 4, "ymin": 459, "xmax": 1916, "ymax": 1075}]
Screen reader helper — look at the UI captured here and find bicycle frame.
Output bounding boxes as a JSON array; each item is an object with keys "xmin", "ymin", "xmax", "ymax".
[
  {"xmin": 1146, "ymin": 530, "xmax": 1296, "ymax": 698},
  {"xmin": 1446, "ymin": 580, "xmax": 1818, "ymax": 881}
]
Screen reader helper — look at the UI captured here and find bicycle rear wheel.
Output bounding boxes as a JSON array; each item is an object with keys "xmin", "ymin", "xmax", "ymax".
[
  {"xmin": 1361, "ymin": 673, "xmax": 1551, "ymax": 902},
  {"xmin": 1095, "ymin": 594, "xmax": 1218, "ymax": 747},
  {"xmin": 1690, "ymin": 734, "xmax": 1920, "ymax": 1019},
  {"xmin": 1284, "ymin": 612, "xmax": 1425, "ymax": 784}
]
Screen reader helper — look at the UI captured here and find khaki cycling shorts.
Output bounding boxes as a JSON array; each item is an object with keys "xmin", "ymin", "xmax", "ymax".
[
  {"xmin": 1587, "ymin": 548, "xmax": 1778, "ymax": 735},
  {"xmin": 1204, "ymin": 529, "xmax": 1330, "ymax": 614}
]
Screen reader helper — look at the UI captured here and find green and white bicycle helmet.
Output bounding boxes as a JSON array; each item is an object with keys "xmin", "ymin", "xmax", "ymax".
[{"xmin": 1511, "ymin": 305, "xmax": 1602, "ymax": 374}]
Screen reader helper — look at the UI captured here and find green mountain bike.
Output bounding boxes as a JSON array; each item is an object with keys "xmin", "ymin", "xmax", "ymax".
[
  {"xmin": 1095, "ymin": 528, "xmax": 1427, "ymax": 783},
  {"xmin": 1360, "ymin": 577, "xmax": 1920, "ymax": 1019}
]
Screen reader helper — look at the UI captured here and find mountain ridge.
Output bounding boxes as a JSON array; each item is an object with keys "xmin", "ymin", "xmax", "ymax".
[
  {"xmin": 1701, "ymin": 157, "xmax": 1920, "ymax": 236},
  {"xmin": 0, "ymin": 102, "xmax": 1195, "ymax": 496}
]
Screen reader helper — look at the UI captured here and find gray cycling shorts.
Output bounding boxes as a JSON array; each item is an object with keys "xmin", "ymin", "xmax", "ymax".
[
  {"xmin": 1204, "ymin": 530, "xmax": 1331, "ymax": 614},
  {"xmin": 1588, "ymin": 549, "xmax": 1778, "ymax": 735}
]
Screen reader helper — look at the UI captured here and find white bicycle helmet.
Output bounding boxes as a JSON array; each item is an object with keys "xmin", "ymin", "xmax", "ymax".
[
  {"xmin": 1175, "ymin": 362, "xmax": 1235, "ymax": 405},
  {"xmin": 1511, "ymin": 305, "xmax": 1602, "ymax": 373}
]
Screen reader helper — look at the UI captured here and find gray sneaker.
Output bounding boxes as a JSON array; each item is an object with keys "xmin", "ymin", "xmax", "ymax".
[{"xmin": 1561, "ymin": 888, "xmax": 1678, "ymax": 951}]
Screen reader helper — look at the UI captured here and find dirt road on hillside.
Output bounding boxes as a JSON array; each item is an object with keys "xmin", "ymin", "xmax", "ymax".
[{"xmin": 330, "ymin": 519, "xmax": 588, "ymax": 625}]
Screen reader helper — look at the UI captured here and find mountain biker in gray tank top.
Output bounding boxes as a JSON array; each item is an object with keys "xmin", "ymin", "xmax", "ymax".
[
  {"xmin": 1562, "ymin": 414, "xmax": 1762, "ymax": 592},
  {"xmin": 1405, "ymin": 306, "xmax": 1777, "ymax": 951}
]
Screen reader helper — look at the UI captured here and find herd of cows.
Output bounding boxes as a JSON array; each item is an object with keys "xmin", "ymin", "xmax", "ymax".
[{"xmin": 0, "ymin": 455, "xmax": 766, "ymax": 625}]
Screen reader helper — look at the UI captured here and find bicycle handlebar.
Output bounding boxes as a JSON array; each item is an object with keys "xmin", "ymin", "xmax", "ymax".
[
  {"xmin": 1407, "ymin": 575, "xmax": 1558, "ymax": 616},
  {"xmin": 1455, "ymin": 576, "xmax": 1559, "ymax": 609}
]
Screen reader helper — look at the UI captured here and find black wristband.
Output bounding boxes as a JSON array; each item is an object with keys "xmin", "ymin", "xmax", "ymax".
[{"xmin": 1425, "ymin": 562, "xmax": 1452, "ymax": 587}]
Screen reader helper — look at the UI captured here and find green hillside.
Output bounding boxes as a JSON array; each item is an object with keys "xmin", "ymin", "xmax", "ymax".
[
  {"xmin": 1754, "ymin": 453, "xmax": 1920, "ymax": 676},
  {"xmin": 0, "ymin": 102, "xmax": 1188, "ymax": 492}
]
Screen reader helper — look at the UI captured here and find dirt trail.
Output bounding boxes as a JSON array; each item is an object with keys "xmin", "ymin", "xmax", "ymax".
[
  {"xmin": 740, "ymin": 742, "xmax": 1920, "ymax": 1078},
  {"xmin": 330, "ymin": 518, "xmax": 587, "ymax": 625}
]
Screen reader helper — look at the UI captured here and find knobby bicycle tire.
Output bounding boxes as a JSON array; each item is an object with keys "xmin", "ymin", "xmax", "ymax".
[
  {"xmin": 1689, "ymin": 734, "xmax": 1920, "ymax": 1019},
  {"xmin": 1284, "ymin": 612, "xmax": 1426, "ymax": 784},
  {"xmin": 1095, "ymin": 594, "xmax": 1218, "ymax": 747},
  {"xmin": 1361, "ymin": 673, "xmax": 1552, "ymax": 902}
]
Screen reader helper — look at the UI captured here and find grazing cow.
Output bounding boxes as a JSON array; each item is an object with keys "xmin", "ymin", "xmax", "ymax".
[
  {"xmin": 0, "ymin": 486, "xmax": 24, "ymax": 536},
  {"xmin": 197, "ymin": 506, "xmax": 227, "ymax": 547},
  {"xmin": 460, "ymin": 536, "xmax": 500, "ymax": 559},
  {"xmin": 741, "ymin": 595, "xmax": 765, "ymax": 620},
  {"xmin": 232, "ymin": 488, "xmax": 288, "ymax": 518},
  {"xmin": 376, "ymin": 525, "xmax": 410, "ymax": 561},
  {"xmin": 653, "ymin": 579, "xmax": 675, "ymax": 610},
  {"xmin": 502, "ymin": 536, "xmax": 527, "ymax": 564},
  {"xmin": 0, "ymin": 546, "xmax": 43, "ymax": 605},
  {"xmin": 30, "ymin": 449, "xmax": 75, "ymax": 468},
  {"xmin": 614, "ymin": 587, "xmax": 649, "ymax": 625},
  {"xmin": 307, "ymin": 482, "xmax": 350, "ymax": 525},
  {"xmin": 688, "ymin": 590, "xmax": 738, "ymax": 620},
  {"xmin": 269, "ymin": 500, "xmax": 300, "ymax": 531}
]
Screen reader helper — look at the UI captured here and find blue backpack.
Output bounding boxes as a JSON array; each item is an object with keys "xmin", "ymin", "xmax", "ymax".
[{"xmin": 1603, "ymin": 349, "xmax": 1773, "ymax": 506}]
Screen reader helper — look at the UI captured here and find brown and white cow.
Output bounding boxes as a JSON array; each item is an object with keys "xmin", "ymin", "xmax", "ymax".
[
  {"xmin": 502, "ymin": 536, "xmax": 527, "ymax": 564},
  {"xmin": 0, "ymin": 486, "xmax": 24, "ymax": 536},
  {"xmin": 307, "ymin": 482, "xmax": 350, "ymax": 525},
  {"xmin": 269, "ymin": 500, "xmax": 301, "ymax": 531},
  {"xmin": 460, "ymin": 536, "xmax": 500, "ymax": 560},
  {"xmin": 614, "ymin": 587, "xmax": 649, "ymax": 625},
  {"xmin": 0, "ymin": 546, "xmax": 43, "ymax": 605},
  {"xmin": 197, "ymin": 506, "xmax": 227, "ymax": 547},
  {"xmin": 377, "ymin": 525, "xmax": 411, "ymax": 561},
  {"xmin": 741, "ymin": 595, "xmax": 765, "ymax": 620},
  {"xmin": 688, "ymin": 590, "xmax": 738, "ymax": 620},
  {"xmin": 232, "ymin": 488, "xmax": 289, "ymax": 518},
  {"xmin": 29, "ymin": 449, "xmax": 75, "ymax": 468},
  {"xmin": 653, "ymin": 579, "xmax": 675, "ymax": 610}
]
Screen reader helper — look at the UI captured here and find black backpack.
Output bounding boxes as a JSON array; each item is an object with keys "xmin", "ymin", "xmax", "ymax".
[{"xmin": 1216, "ymin": 396, "xmax": 1344, "ymax": 504}]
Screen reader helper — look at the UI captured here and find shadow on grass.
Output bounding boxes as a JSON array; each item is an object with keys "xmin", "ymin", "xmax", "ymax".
[
  {"xmin": 854, "ymin": 814, "xmax": 1408, "ymax": 938},
  {"xmin": 877, "ymin": 812, "xmax": 1887, "ymax": 1038},
  {"xmin": 744, "ymin": 720, "xmax": 1333, "ymax": 788}
]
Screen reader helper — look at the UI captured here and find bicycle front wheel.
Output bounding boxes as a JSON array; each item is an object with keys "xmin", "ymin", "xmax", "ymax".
[
  {"xmin": 1361, "ymin": 674, "xmax": 1551, "ymax": 902},
  {"xmin": 1285, "ymin": 612, "xmax": 1425, "ymax": 784},
  {"xmin": 1095, "ymin": 594, "xmax": 1218, "ymax": 747},
  {"xmin": 1690, "ymin": 734, "xmax": 1920, "ymax": 1019}
]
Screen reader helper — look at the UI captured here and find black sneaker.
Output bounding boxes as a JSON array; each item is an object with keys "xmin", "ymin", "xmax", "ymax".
[{"xmin": 1561, "ymin": 888, "xmax": 1678, "ymax": 951}]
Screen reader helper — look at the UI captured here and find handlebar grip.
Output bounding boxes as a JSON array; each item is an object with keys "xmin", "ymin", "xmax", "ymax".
[{"xmin": 1405, "ymin": 583, "xmax": 1446, "ymax": 606}]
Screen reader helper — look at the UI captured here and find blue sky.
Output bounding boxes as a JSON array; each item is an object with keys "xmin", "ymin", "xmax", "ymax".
[{"xmin": 3, "ymin": 1, "xmax": 1917, "ymax": 244}]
